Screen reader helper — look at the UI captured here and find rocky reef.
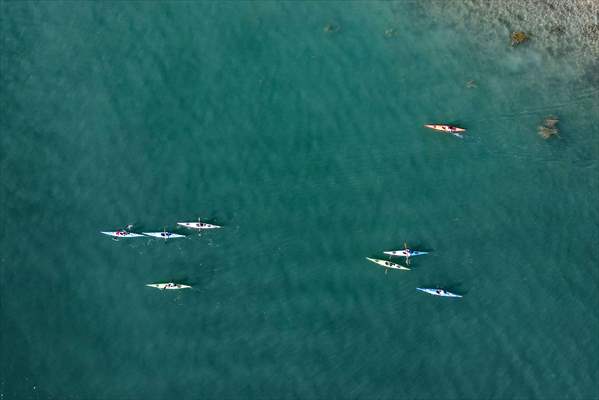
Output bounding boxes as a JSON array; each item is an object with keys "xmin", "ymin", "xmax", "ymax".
[
  {"xmin": 538, "ymin": 115, "xmax": 560, "ymax": 140},
  {"xmin": 323, "ymin": 23, "xmax": 340, "ymax": 34},
  {"xmin": 511, "ymin": 31, "xmax": 529, "ymax": 46},
  {"xmin": 417, "ymin": 0, "xmax": 599, "ymax": 66}
]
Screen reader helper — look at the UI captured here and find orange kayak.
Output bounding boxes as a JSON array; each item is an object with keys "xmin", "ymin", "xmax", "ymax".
[{"xmin": 424, "ymin": 124, "xmax": 466, "ymax": 133}]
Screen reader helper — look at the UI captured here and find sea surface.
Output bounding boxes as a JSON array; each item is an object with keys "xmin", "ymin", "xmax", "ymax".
[{"xmin": 1, "ymin": 2, "xmax": 598, "ymax": 399}]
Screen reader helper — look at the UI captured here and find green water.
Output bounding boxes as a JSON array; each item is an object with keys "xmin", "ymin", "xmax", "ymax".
[{"xmin": 2, "ymin": 2, "xmax": 598, "ymax": 399}]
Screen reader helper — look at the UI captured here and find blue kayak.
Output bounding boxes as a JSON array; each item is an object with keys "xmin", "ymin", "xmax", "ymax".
[{"xmin": 384, "ymin": 249, "xmax": 428, "ymax": 257}]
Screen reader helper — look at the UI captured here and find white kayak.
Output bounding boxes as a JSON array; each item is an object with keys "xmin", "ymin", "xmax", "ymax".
[
  {"xmin": 365, "ymin": 257, "xmax": 410, "ymax": 271},
  {"xmin": 384, "ymin": 249, "xmax": 429, "ymax": 257},
  {"xmin": 177, "ymin": 221, "xmax": 221, "ymax": 230},
  {"xmin": 146, "ymin": 282, "xmax": 191, "ymax": 290},
  {"xmin": 101, "ymin": 231, "xmax": 145, "ymax": 238},
  {"xmin": 416, "ymin": 288, "xmax": 462, "ymax": 298},
  {"xmin": 142, "ymin": 232, "xmax": 186, "ymax": 239}
]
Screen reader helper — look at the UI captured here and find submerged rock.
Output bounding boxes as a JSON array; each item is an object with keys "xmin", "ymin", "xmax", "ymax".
[
  {"xmin": 550, "ymin": 25, "xmax": 566, "ymax": 36},
  {"xmin": 543, "ymin": 115, "xmax": 559, "ymax": 128},
  {"xmin": 538, "ymin": 115, "xmax": 559, "ymax": 139},
  {"xmin": 511, "ymin": 31, "xmax": 529, "ymax": 46},
  {"xmin": 323, "ymin": 23, "xmax": 340, "ymax": 34},
  {"xmin": 538, "ymin": 126, "xmax": 558, "ymax": 139},
  {"xmin": 384, "ymin": 28, "xmax": 399, "ymax": 38},
  {"xmin": 582, "ymin": 24, "xmax": 599, "ymax": 40}
]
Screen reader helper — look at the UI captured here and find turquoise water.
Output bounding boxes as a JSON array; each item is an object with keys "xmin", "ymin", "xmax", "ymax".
[{"xmin": 2, "ymin": 2, "xmax": 598, "ymax": 399}]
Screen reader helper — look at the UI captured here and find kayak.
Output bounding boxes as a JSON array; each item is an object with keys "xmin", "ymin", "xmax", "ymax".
[
  {"xmin": 416, "ymin": 288, "xmax": 462, "ymax": 298},
  {"xmin": 142, "ymin": 232, "xmax": 186, "ymax": 239},
  {"xmin": 384, "ymin": 250, "xmax": 428, "ymax": 257},
  {"xmin": 146, "ymin": 283, "xmax": 191, "ymax": 290},
  {"xmin": 424, "ymin": 124, "xmax": 466, "ymax": 133},
  {"xmin": 101, "ymin": 231, "xmax": 145, "ymax": 238},
  {"xmin": 365, "ymin": 257, "xmax": 410, "ymax": 271},
  {"xmin": 177, "ymin": 222, "xmax": 221, "ymax": 230}
]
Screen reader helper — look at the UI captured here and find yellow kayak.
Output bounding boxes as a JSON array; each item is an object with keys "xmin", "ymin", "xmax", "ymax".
[{"xmin": 424, "ymin": 124, "xmax": 466, "ymax": 133}]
